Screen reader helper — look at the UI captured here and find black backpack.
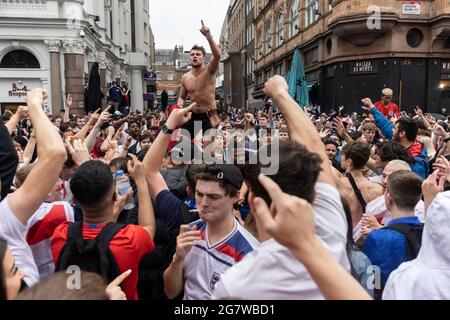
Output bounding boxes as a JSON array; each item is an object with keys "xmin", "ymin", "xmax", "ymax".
[
  {"xmin": 383, "ymin": 223, "xmax": 424, "ymax": 261},
  {"xmin": 55, "ymin": 221, "xmax": 126, "ymax": 283}
]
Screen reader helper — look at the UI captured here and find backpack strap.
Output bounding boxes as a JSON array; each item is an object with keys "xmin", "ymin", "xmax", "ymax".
[
  {"xmin": 346, "ymin": 173, "xmax": 367, "ymax": 212},
  {"xmin": 94, "ymin": 222, "xmax": 127, "ymax": 280},
  {"xmin": 384, "ymin": 223, "xmax": 424, "ymax": 260},
  {"xmin": 55, "ymin": 221, "xmax": 84, "ymax": 271}
]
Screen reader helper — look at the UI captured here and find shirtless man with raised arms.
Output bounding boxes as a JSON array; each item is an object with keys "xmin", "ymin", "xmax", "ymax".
[{"xmin": 177, "ymin": 20, "xmax": 221, "ymax": 138}]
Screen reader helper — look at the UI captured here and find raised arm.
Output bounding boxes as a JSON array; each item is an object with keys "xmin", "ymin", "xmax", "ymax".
[
  {"xmin": 362, "ymin": 98, "xmax": 394, "ymax": 140},
  {"xmin": 177, "ymin": 78, "xmax": 188, "ymax": 107},
  {"xmin": 200, "ymin": 20, "xmax": 221, "ymax": 74},
  {"xmin": 8, "ymin": 89, "xmax": 67, "ymax": 225},
  {"xmin": 63, "ymin": 94, "xmax": 72, "ymax": 123},
  {"xmin": 263, "ymin": 75, "xmax": 335, "ymax": 186},
  {"xmin": 73, "ymin": 108, "xmax": 100, "ymax": 140},
  {"xmin": 143, "ymin": 103, "xmax": 195, "ymax": 199},
  {"xmin": 6, "ymin": 105, "xmax": 28, "ymax": 135},
  {"xmin": 128, "ymin": 154, "xmax": 156, "ymax": 238},
  {"xmin": 85, "ymin": 107, "xmax": 110, "ymax": 152}
]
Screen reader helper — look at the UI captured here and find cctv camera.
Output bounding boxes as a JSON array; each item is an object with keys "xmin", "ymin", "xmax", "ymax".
[{"xmin": 79, "ymin": 30, "xmax": 86, "ymax": 38}]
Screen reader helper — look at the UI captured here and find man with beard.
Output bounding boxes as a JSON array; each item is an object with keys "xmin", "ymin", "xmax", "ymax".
[
  {"xmin": 362, "ymin": 98, "xmax": 428, "ymax": 179},
  {"xmin": 176, "ymin": 20, "xmax": 221, "ymax": 139}
]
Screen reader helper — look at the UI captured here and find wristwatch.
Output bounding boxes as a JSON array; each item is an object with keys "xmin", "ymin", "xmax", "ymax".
[
  {"xmin": 443, "ymin": 136, "xmax": 450, "ymax": 143},
  {"xmin": 161, "ymin": 123, "xmax": 174, "ymax": 135}
]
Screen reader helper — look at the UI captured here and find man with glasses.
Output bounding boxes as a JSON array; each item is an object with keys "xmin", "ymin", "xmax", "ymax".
[{"xmin": 374, "ymin": 88, "xmax": 399, "ymax": 119}]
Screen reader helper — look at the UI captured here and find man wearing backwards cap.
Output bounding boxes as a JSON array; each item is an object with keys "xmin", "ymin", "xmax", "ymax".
[
  {"xmin": 161, "ymin": 106, "xmax": 259, "ymax": 300},
  {"xmin": 176, "ymin": 20, "xmax": 221, "ymax": 139},
  {"xmin": 374, "ymin": 88, "xmax": 399, "ymax": 119}
]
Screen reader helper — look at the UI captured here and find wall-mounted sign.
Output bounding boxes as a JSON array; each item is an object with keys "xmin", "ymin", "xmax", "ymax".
[
  {"xmin": 402, "ymin": 2, "xmax": 421, "ymax": 15},
  {"xmin": 144, "ymin": 72, "xmax": 156, "ymax": 81},
  {"xmin": 442, "ymin": 61, "xmax": 450, "ymax": 73},
  {"xmin": 8, "ymin": 82, "xmax": 30, "ymax": 98},
  {"xmin": 349, "ymin": 61, "xmax": 379, "ymax": 75}
]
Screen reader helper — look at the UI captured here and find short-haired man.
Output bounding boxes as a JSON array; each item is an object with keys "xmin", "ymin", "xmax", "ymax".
[
  {"xmin": 362, "ymin": 98, "xmax": 428, "ymax": 178},
  {"xmin": 374, "ymin": 88, "xmax": 399, "ymax": 118},
  {"xmin": 278, "ymin": 127, "xmax": 289, "ymax": 141},
  {"xmin": 362, "ymin": 170, "xmax": 423, "ymax": 291},
  {"xmin": 359, "ymin": 160, "xmax": 425, "ymax": 236},
  {"xmin": 51, "ymin": 159, "xmax": 156, "ymax": 300},
  {"xmin": 337, "ymin": 142, "xmax": 384, "ymax": 225},
  {"xmin": 360, "ymin": 122, "xmax": 378, "ymax": 145},
  {"xmin": 324, "ymin": 139, "xmax": 340, "ymax": 171},
  {"xmin": 177, "ymin": 20, "xmax": 221, "ymax": 139}
]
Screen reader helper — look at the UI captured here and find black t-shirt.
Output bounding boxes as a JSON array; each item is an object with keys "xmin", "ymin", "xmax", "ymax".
[{"xmin": 0, "ymin": 119, "xmax": 18, "ymax": 200}]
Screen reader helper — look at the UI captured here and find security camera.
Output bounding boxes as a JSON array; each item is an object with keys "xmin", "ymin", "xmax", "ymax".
[{"xmin": 79, "ymin": 30, "xmax": 85, "ymax": 38}]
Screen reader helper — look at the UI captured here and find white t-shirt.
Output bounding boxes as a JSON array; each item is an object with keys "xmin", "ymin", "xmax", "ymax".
[
  {"xmin": 213, "ymin": 182, "xmax": 350, "ymax": 300},
  {"xmin": 0, "ymin": 196, "xmax": 40, "ymax": 286},
  {"xmin": 26, "ymin": 201, "xmax": 74, "ymax": 279},
  {"xmin": 353, "ymin": 195, "xmax": 425, "ymax": 241},
  {"xmin": 182, "ymin": 218, "xmax": 260, "ymax": 300}
]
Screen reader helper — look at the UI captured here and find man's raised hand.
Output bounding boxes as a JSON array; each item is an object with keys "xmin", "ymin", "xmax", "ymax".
[
  {"xmin": 200, "ymin": 20, "xmax": 211, "ymax": 38},
  {"xmin": 167, "ymin": 102, "xmax": 196, "ymax": 129}
]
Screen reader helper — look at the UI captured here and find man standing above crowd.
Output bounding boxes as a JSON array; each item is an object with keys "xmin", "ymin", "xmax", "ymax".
[
  {"xmin": 108, "ymin": 82, "xmax": 122, "ymax": 114},
  {"xmin": 177, "ymin": 20, "xmax": 221, "ymax": 138},
  {"xmin": 374, "ymin": 88, "xmax": 399, "ymax": 119}
]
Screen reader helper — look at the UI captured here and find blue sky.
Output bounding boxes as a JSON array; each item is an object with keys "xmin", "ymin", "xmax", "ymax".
[{"xmin": 149, "ymin": 0, "xmax": 230, "ymax": 51}]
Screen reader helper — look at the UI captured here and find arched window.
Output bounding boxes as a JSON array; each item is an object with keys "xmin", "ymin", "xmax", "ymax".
[
  {"xmin": 0, "ymin": 50, "xmax": 40, "ymax": 68},
  {"xmin": 257, "ymin": 29, "xmax": 263, "ymax": 58},
  {"xmin": 265, "ymin": 20, "xmax": 272, "ymax": 53},
  {"xmin": 275, "ymin": 11, "xmax": 284, "ymax": 47},
  {"xmin": 289, "ymin": 0, "xmax": 299, "ymax": 37},
  {"xmin": 305, "ymin": 0, "xmax": 319, "ymax": 27}
]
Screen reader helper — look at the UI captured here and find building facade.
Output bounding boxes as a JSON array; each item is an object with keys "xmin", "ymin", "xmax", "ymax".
[
  {"xmin": 0, "ymin": 0, "xmax": 155, "ymax": 115},
  {"xmin": 223, "ymin": 0, "xmax": 246, "ymax": 109},
  {"xmin": 248, "ymin": 0, "xmax": 450, "ymax": 113}
]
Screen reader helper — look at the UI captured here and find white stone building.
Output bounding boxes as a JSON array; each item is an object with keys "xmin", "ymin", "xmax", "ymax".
[{"xmin": 0, "ymin": 0, "xmax": 155, "ymax": 114}]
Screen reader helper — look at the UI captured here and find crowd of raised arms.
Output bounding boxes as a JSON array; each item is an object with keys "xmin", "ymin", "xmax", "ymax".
[
  {"xmin": 0, "ymin": 76, "xmax": 449, "ymax": 300},
  {"xmin": 1, "ymin": 21, "xmax": 450, "ymax": 301}
]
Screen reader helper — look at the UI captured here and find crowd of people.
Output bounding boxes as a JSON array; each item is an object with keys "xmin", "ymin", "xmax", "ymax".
[
  {"xmin": 1, "ymin": 75, "xmax": 449, "ymax": 300},
  {"xmin": 1, "ymin": 20, "xmax": 450, "ymax": 302}
]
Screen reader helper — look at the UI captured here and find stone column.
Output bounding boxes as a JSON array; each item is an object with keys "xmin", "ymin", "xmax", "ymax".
[
  {"xmin": 99, "ymin": 56, "xmax": 108, "ymax": 108},
  {"xmin": 63, "ymin": 40, "xmax": 87, "ymax": 115},
  {"xmin": 44, "ymin": 40, "xmax": 63, "ymax": 115},
  {"xmin": 111, "ymin": 0, "xmax": 121, "ymax": 45},
  {"xmin": 131, "ymin": 68, "xmax": 144, "ymax": 112}
]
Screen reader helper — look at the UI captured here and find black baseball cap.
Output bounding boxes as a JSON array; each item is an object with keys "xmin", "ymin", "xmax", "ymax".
[{"xmin": 204, "ymin": 164, "xmax": 243, "ymax": 190}]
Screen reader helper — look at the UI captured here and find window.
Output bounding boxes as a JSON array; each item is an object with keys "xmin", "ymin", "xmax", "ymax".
[
  {"xmin": 265, "ymin": 69, "xmax": 272, "ymax": 80},
  {"xmin": 246, "ymin": 0, "xmax": 254, "ymax": 15},
  {"xmin": 257, "ymin": 30, "xmax": 263, "ymax": 58},
  {"xmin": 257, "ymin": 72, "xmax": 263, "ymax": 85},
  {"xmin": 167, "ymin": 72, "xmax": 174, "ymax": 81},
  {"xmin": 156, "ymin": 72, "xmax": 162, "ymax": 80},
  {"xmin": 289, "ymin": 0, "xmax": 299, "ymax": 37},
  {"xmin": 265, "ymin": 20, "xmax": 272, "ymax": 53},
  {"xmin": 305, "ymin": 0, "xmax": 319, "ymax": 27},
  {"xmin": 406, "ymin": 28, "xmax": 424, "ymax": 48},
  {"xmin": 275, "ymin": 64, "xmax": 283, "ymax": 75},
  {"xmin": 275, "ymin": 11, "xmax": 284, "ymax": 47},
  {"xmin": 0, "ymin": 50, "xmax": 40, "ymax": 68}
]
